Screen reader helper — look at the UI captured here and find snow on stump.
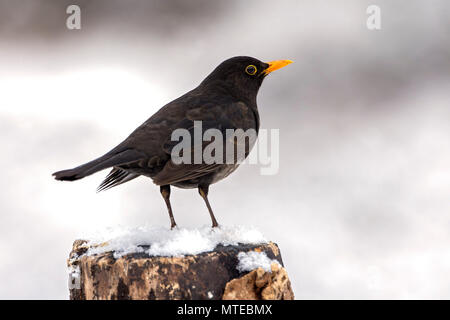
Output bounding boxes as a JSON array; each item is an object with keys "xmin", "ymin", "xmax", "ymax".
[{"xmin": 67, "ymin": 226, "xmax": 294, "ymax": 300}]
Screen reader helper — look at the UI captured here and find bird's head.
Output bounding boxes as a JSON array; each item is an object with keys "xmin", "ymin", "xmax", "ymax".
[{"xmin": 200, "ymin": 56, "xmax": 292, "ymax": 103}]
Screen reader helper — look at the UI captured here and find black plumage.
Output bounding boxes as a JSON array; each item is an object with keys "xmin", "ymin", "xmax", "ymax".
[{"xmin": 53, "ymin": 56, "xmax": 292, "ymax": 228}]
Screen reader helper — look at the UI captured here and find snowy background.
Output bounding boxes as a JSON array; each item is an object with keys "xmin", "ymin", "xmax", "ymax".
[{"xmin": 0, "ymin": 0, "xmax": 449, "ymax": 299}]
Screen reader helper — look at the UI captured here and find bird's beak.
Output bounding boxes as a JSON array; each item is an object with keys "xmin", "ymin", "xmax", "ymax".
[{"xmin": 263, "ymin": 60, "xmax": 293, "ymax": 75}]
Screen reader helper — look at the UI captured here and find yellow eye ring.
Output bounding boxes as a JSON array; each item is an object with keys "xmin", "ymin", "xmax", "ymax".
[{"xmin": 245, "ymin": 65, "xmax": 257, "ymax": 75}]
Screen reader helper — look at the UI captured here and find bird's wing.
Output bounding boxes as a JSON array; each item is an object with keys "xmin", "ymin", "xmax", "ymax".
[{"xmin": 152, "ymin": 102, "xmax": 257, "ymax": 186}]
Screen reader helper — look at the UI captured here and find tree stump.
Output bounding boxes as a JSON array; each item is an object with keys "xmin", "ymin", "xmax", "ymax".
[{"xmin": 68, "ymin": 240, "xmax": 294, "ymax": 300}]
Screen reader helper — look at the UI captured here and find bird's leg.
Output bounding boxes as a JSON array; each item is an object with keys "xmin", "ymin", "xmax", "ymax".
[
  {"xmin": 160, "ymin": 185, "xmax": 177, "ymax": 229},
  {"xmin": 198, "ymin": 184, "xmax": 219, "ymax": 228}
]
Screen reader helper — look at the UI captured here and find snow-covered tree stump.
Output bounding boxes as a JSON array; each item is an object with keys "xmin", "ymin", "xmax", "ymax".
[{"xmin": 67, "ymin": 227, "xmax": 294, "ymax": 300}]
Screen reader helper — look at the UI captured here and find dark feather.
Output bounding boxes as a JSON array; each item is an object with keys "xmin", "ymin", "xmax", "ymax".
[
  {"xmin": 97, "ymin": 168, "xmax": 139, "ymax": 192},
  {"xmin": 53, "ymin": 149, "xmax": 145, "ymax": 181}
]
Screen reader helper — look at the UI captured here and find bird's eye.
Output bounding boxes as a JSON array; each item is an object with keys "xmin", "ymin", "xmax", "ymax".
[{"xmin": 245, "ymin": 65, "xmax": 257, "ymax": 75}]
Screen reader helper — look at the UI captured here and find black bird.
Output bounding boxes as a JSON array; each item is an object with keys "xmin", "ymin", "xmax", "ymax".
[{"xmin": 53, "ymin": 56, "xmax": 292, "ymax": 228}]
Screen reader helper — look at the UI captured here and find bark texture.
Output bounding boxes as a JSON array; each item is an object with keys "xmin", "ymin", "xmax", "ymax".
[
  {"xmin": 223, "ymin": 263, "xmax": 294, "ymax": 300},
  {"xmin": 68, "ymin": 240, "xmax": 294, "ymax": 300}
]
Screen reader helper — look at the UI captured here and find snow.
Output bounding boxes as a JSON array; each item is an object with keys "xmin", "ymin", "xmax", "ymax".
[
  {"xmin": 68, "ymin": 265, "xmax": 80, "ymax": 279},
  {"xmin": 82, "ymin": 225, "xmax": 267, "ymax": 258},
  {"xmin": 237, "ymin": 251, "xmax": 281, "ymax": 273}
]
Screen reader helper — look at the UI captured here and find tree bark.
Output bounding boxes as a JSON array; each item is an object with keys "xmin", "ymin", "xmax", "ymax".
[{"xmin": 68, "ymin": 240, "xmax": 294, "ymax": 300}]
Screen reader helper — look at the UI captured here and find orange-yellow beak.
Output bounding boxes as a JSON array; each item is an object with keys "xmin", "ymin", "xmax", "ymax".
[{"xmin": 263, "ymin": 60, "xmax": 293, "ymax": 75}]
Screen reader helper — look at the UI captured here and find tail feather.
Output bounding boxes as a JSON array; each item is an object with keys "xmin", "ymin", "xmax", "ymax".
[
  {"xmin": 52, "ymin": 149, "xmax": 144, "ymax": 181},
  {"xmin": 97, "ymin": 168, "xmax": 139, "ymax": 192},
  {"xmin": 52, "ymin": 168, "xmax": 85, "ymax": 181}
]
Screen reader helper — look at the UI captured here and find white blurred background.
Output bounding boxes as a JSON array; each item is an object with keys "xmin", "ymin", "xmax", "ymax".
[{"xmin": 0, "ymin": 0, "xmax": 449, "ymax": 299}]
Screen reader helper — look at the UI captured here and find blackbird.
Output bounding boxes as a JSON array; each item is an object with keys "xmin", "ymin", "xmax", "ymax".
[{"xmin": 53, "ymin": 56, "xmax": 292, "ymax": 228}]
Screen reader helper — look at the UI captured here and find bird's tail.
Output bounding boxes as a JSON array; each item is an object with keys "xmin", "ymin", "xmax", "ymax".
[
  {"xmin": 52, "ymin": 149, "xmax": 144, "ymax": 181},
  {"xmin": 52, "ymin": 158, "xmax": 105, "ymax": 181}
]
